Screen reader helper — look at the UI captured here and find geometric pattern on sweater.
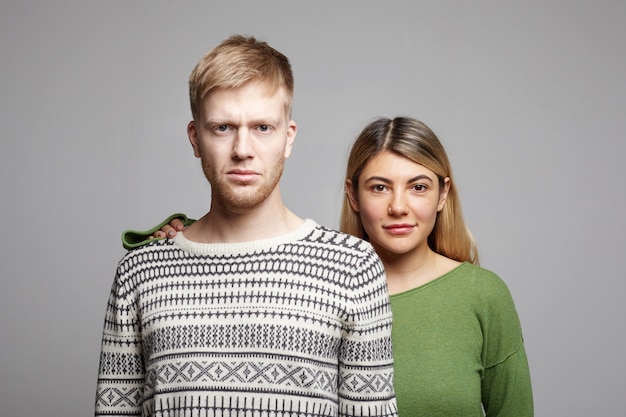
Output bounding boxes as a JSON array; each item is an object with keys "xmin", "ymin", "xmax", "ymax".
[{"xmin": 96, "ymin": 220, "xmax": 397, "ymax": 417}]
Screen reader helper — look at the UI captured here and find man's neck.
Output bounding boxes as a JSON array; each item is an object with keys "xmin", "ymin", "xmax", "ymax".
[{"xmin": 183, "ymin": 195, "xmax": 304, "ymax": 244}]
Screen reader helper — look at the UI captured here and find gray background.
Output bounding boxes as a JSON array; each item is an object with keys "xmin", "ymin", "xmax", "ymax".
[{"xmin": 1, "ymin": 1, "xmax": 624, "ymax": 415}]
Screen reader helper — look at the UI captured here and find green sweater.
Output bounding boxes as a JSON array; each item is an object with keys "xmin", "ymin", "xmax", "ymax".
[
  {"xmin": 122, "ymin": 216, "xmax": 532, "ymax": 416},
  {"xmin": 390, "ymin": 262, "xmax": 533, "ymax": 416}
]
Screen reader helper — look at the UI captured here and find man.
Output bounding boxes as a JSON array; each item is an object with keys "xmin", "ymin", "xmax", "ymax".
[{"xmin": 95, "ymin": 35, "xmax": 397, "ymax": 417}]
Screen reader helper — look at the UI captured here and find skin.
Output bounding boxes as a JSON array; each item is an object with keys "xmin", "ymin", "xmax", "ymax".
[
  {"xmin": 182, "ymin": 79, "xmax": 302, "ymax": 243},
  {"xmin": 346, "ymin": 151, "xmax": 459, "ymax": 294}
]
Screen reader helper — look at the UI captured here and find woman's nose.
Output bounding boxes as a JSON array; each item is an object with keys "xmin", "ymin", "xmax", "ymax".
[{"xmin": 388, "ymin": 194, "xmax": 409, "ymax": 216}]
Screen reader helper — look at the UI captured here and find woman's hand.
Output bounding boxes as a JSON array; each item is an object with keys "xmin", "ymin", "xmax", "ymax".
[{"xmin": 153, "ymin": 217, "xmax": 186, "ymax": 239}]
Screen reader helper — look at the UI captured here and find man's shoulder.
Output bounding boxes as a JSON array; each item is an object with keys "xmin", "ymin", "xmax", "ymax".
[
  {"xmin": 118, "ymin": 237, "xmax": 177, "ymax": 266},
  {"xmin": 303, "ymin": 221, "xmax": 373, "ymax": 252}
]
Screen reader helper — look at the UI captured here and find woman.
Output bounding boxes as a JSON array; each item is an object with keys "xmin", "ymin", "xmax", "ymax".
[
  {"xmin": 124, "ymin": 117, "xmax": 533, "ymax": 416},
  {"xmin": 340, "ymin": 117, "xmax": 532, "ymax": 416}
]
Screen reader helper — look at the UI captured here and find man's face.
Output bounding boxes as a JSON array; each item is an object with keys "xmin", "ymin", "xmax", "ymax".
[{"xmin": 188, "ymin": 80, "xmax": 296, "ymax": 212}]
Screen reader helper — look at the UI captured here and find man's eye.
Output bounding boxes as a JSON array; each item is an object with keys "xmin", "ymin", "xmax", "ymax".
[
  {"xmin": 258, "ymin": 125, "xmax": 270, "ymax": 132},
  {"xmin": 215, "ymin": 125, "xmax": 229, "ymax": 132}
]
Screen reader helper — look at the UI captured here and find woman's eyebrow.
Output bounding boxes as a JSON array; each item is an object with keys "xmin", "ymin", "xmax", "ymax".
[
  {"xmin": 407, "ymin": 174, "xmax": 434, "ymax": 183},
  {"xmin": 364, "ymin": 175, "xmax": 392, "ymax": 184},
  {"xmin": 364, "ymin": 174, "xmax": 433, "ymax": 184}
]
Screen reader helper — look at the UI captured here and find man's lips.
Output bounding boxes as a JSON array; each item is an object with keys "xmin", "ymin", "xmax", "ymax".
[
  {"xmin": 383, "ymin": 224, "xmax": 415, "ymax": 235},
  {"xmin": 227, "ymin": 169, "xmax": 260, "ymax": 183}
]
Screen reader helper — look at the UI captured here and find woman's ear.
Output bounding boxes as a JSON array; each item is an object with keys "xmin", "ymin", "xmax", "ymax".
[
  {"xmin": 437, "ymin": 177, "xmax": 451, "ymax": 212},
  {"xmin": 345, "ymin": 179, "xmax": 360, "ymax": 212}
]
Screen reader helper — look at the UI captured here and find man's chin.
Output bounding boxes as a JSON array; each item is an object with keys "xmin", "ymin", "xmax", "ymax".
[{"xmin": 220, "ymin": 190, "xmax": 269, "ymax": 211}]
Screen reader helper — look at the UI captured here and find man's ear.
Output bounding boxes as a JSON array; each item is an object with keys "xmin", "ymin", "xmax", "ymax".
[
  {"xmin": 187, "ymin": 120, "xmax": 201, "ymax": 158},
  {"xmin": 437, "ymin": 177, "xmax": 451, "ymax": 212},
  {"xmin": 284, "ymin": 120, "xmax": 297, "ymax": 159},
  {"xmin": 345, "ymin": 179, "xmax": 360, "ymax": 212}
]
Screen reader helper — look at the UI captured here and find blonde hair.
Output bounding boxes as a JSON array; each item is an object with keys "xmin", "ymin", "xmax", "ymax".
[
  {"xmin": 340, "ymin": 117, "xmax": 479, "ymax": 264},
  {"xmin": 189, "ymin": 35, "xmax": 294, "ymax": 120}
]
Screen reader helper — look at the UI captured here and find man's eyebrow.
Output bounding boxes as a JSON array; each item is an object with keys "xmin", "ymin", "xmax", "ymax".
[
  {"xmin": 248, "ymin": 117, "xmax": 281, "ymax": 125},
  {"xmin": 203, "ymin": 117, "xmax": 281, "ymax": 126},
  {"xmin": 202, "ymin": 118, "xmax": 228, "ymax": 127}
]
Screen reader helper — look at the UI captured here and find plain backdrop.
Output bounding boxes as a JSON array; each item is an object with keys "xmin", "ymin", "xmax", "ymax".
[{"xmin": 1, "ymin": 1, "xmax": 624, "ymax": 415}]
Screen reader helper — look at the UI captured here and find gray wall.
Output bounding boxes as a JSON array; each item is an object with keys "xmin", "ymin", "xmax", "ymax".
[{"xmin": 1, "ymin": 1, "xmax": 624, "ymax": 415}]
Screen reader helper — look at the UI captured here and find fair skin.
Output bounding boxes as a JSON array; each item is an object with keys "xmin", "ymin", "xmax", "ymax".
[
  {"xmin": 346, "ymin": 151, "xmax": 459, "ymax": 295},
  {"xmin": 184, "ymin": 79, "xmax": 302, "ymax": 243},
  {"xmin": 159, "ymin": 150, "xmax": 459, "ymax": 292}
]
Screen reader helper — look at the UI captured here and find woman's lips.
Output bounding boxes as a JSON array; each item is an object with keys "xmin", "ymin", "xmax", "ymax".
[{"xmin": 383, "ymin": 224, "xmax": 415, "ymax": 235}]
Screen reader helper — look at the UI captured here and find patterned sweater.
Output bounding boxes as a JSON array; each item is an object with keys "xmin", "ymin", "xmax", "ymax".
[{"xmin": 96, "ymin": 219, "xmax": 398, "ymax": 417}]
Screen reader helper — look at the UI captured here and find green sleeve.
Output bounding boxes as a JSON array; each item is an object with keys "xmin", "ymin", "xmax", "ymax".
[
  {"xmin": 479, "ymin": 272, "xmax": 534, "ymax": 416},
  {"xmin": 121, "ymin": 213, "xmax": 196, "ymax": 250},
  {"xmin": 481, "ymin": 341, "xmax": 533, "ymax": 416}
]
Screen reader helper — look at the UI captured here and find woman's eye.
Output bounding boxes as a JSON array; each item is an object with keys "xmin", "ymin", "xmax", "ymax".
[
  {"xmin": 412, "ymin": 184, "xmax": 427, "ymax": 192},
  {"xmin": 372, "ymin": 185, "xmax": 387, "ymax": 192}
]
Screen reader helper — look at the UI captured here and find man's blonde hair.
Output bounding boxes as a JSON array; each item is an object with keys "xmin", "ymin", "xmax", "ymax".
[{"xmin": 189, "ymin": 35, "xmax": 294, "ymax": 120}]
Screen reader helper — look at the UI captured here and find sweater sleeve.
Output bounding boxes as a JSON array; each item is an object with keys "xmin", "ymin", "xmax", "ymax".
[
  {"xmin": 482, "ymin": 342, "xmax": 533, "ymax": 416},
  {"xmin": 479, "ymin": 271, "xmax": 533, "ymax": 417},
  {"xmin": 338, "ymin": 244, "xmax": 398, "ymax": 417},
  {"xmin": 95, "ymin": 266, "xmax": 145, "ymax": 416}
]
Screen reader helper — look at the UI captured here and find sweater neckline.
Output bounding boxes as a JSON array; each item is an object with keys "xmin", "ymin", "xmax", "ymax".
[
  {"xmin": 172, "ymin": 218, "xmax": 317, "ymax": 256},
  {"xmin": 389, "ymin": 262, "xmax": 470, "ymax": 300}
]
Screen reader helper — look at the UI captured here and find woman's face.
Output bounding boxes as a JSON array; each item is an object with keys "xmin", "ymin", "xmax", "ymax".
[{"xmin": 347, "ymin": 150, "xmax": 449, "ymax": 260}]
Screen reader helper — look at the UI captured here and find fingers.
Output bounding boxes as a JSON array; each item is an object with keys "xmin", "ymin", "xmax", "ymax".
[
  {"xmin": 153, "ymin": 230, "xmax": 167, "ymax": 238},
  {"xmin": 161, "ymin": 225, "xmax": 177, "ymax": 238},
  {"xmin": 161, "ymin": 219, "xmax": 185, "ymax": 238},
  {"xmin": 151, "ymin": 218, "xmax": 186, "ymax": 239},
  {"xmin": 171, "ymin": 218, "xmax": 185, "ymax": 231}
]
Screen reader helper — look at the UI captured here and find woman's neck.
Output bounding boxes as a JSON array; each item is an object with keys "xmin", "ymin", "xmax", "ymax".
[{"xmin": 380, "ymin": 247, "xmax": 460, "ymax": 295}]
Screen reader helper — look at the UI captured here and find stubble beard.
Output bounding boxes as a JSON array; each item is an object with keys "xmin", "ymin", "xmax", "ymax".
[{"xmin": 202, "ymin": 158, "xmax": 285, "ymax": 211}]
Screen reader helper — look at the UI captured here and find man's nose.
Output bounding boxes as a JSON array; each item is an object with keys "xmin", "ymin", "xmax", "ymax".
[{"xmin": 232, "ymin": 129, "xmax": 254, "ymax": 159}]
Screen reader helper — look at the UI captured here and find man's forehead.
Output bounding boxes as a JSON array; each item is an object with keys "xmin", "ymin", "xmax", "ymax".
[{"xmin": 199, "ymin": 82, "xmax": 290, "ymax": 120}]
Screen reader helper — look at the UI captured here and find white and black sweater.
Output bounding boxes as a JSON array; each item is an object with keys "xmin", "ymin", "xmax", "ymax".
[{"xmin": 96, "ymin": 219, "xmax": 397, "ymax": 417}]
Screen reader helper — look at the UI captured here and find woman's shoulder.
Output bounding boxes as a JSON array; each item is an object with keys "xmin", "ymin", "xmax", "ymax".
[
  {"xmin": 451, "ymin": 263, "xmax": 515, "ymax": 300},
  {"xmin": 455, "ymin": 262, "xmax": 505, "ymax": 282}
]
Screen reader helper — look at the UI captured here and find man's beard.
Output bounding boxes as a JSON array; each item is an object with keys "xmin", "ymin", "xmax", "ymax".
[{"xmin": 202, "ymin": 159, "xmax": 285, "ymax": 211}]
